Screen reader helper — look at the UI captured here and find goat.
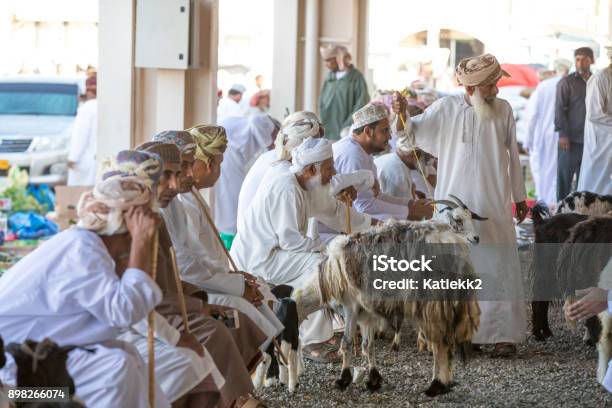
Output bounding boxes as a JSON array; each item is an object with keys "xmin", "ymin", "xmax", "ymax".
[
  {"xmin": 557, "ymin": 191, "xmax": 612, "ymax": 216},
  {"xmin": 5, "ymin": 338, "xmax": 88, "ymax": 408},
  {"xmin": 530, "ymin": 202, "xmax": 588, "ymax": 341},
  {"xmin": 253, "ymin": 285, "xmax": 303, "ymax": 393},
  {"xmin": 293, "ymin": 195, "xmax": 485, "ymax": 397}
]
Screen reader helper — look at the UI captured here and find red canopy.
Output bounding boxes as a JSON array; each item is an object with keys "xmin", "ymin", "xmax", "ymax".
[{"xmin": 497, "ymin": 64, "xmax": 540, "ymax": 88}]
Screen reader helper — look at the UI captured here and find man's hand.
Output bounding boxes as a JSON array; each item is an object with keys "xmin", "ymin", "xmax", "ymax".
[
  {"xmin": 392, "ymin": 92, "xmax": 407, "ymax": 128},
  {"xmin": 558, "ymin": 136, "xmax": 570, "ymax": 151},
  {"xmin": 336, "ymin": 186, "xmax": 357, "ymax": 203},
  {"xmin": 125, "ymin": 206, "xmax": 159, "ymax": 242},
  {"xmin": 565, "ymin": 287, "xmax": 608, "ymax": 321},
  {"xmin": 176, "ymin": 332, "xmax": 204, "ymax": 356},
  {"xmin": 408, "ymin": 199, "xmax": 433, "ymax": 221},
  {"xmin": 514, "ymin": 201, "xmax": 528, "ymax": 224},
  {"xmin": 243, "ymin": 280, "xmax": 264, "ymax": 306},
  {"xmin": 372, "ymin": 180, "xmax": 381, "ymax": 198}
]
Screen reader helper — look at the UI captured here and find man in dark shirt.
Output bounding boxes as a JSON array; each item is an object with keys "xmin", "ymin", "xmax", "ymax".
[{"xmin": 554, "ymin": 47, "xmax": 593, "ymax": 201}]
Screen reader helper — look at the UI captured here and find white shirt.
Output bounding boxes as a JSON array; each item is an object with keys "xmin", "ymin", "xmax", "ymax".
[
  {"xmin": 577, "ymin": 66, "xmax": 612, "ymax": 195},
  {"xmin": 216, "ymin": 97, "xmax": 244, "ymax": 122},
  {"xmin": 374, "ymin": 152, "xmax": 414, "ymax": 199},
  {"xmin": 237, "ymin": 149, "xmax": 278, "ymax": 229},
  {"xmin": 333, "ymin": 136, "xmax": 409, "ymax": 220},
  {"xmin": 0, "ymin": 228, "xmax": 161, "ymax": 346},
  {"xmin": 68, "ymin": 99, "xmax": 97, "ymax": 186}
]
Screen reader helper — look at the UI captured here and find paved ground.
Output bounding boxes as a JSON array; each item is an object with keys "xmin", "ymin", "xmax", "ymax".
[{"xmin": 257, "ymin": 305, "xmax": 612, "ymax": 407}]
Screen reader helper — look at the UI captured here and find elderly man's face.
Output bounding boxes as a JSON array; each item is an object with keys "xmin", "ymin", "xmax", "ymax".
[
  {"xmin": 474, "ymin": 83, "xmax": 498, "ymax": 101},
  {"xmin": 325, "ymin": 57, "xmax": 339, "ymax": 72},
  {"xmin": 158, "ymin": 162, "xmax": 180, "ymax": 208},
  {"xmin": 178, "ymin": 152, "xmax": 195, "ymax": 193},
  {"xmin": 319, "ymin": 158, "xmax": 336, "ymax": 185}
]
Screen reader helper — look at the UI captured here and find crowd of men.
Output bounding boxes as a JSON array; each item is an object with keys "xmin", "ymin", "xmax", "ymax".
[{"xmin": 0, "ymin": 44, "xmax": 611, "ymax": 407}]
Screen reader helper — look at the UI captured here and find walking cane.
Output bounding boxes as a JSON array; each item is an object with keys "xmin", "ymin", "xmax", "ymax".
[
  {"xmin": 169, "ymin": 246, "xmax": 190, "ymax": 334},
  {"xmin": 148, "ymin": 230, "xmax": 160, "ymax": 408},
  {"xmin": 343, "ymin": 196, "xmax": 360, "ymax": 356},
  {"xmin": 190, "ymin": 186, "xmax": 288, "ymax": 365}
]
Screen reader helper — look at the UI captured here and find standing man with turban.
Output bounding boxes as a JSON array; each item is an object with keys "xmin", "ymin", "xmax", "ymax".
[
  {"xmin": 554, "ymin": 47, "xmax": 594, "ymax": 200},
  {"xmin": 577, "ymin": 46, "xmax": 612, "ymax": 195},
  {"xmin": 0, "ymin": 150, "xmax": 169, "ymax": 407},
  {"xmin": 319, "ymin": 44, "xmax": 370, "ymax": 140},
  {"xmin": 67, "ymin": 74, "xmax": 97, "ymax": 186},
  {"xmin": 394, "ymin": 53, "xmax": 529, "ymax": 356}
]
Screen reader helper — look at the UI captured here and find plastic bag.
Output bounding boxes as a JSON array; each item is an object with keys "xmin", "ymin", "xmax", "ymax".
[
  {"xmin": 8, "ymin": 211, "xmax": 58, "ymax": 240},
  {"xmin": 27, "ymin": 184, "xmax": 55, "ymax": 212}
]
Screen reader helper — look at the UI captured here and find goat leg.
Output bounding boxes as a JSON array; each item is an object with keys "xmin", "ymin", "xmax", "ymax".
[
  {"xmin": 335, "ymin": 309, "xmax": 356, "ymax": 391},
  {"xmin": 532, "ymin": 301, "xmax": 553, "ymax": 341},
  {"xmin": 364, "ymin": 325, "xmax": 383, "ymax": 392},
  {"xmin": 584, "ymin": 316, "xmax": 602, "ymax": 347},
  {"xmin": 425, "ymin": 341, "xmax": 452, "ymax": 397},
  {"xmin": 390, "ymin": 306, "xmax": 403, "ymax": 352}
]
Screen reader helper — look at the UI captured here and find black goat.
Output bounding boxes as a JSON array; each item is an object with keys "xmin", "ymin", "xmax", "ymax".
[
  {"xmin": 253, "ymin": 285, "xmax": 302, "ymax": 393},
  {"xmin": 6, "ymin": 338, "xmax": 88, "ymax": 408},
  {"xmin": 530, "ymin": 202, "xmax": 588, "ymax": 341}
]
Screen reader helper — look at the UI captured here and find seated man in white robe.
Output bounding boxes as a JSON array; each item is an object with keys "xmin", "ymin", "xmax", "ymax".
[
  {"xmin": 237, "ymin": 111, "xmax": 323, "ymax": 227},
  {"xmin": 153, "ymin": 130, "xmax": 269, "ymax": 407},
  {"xmin": 333, "ymin": 103, "xmax": 433, "ymax": 221},
  {"xmin": 116, "ymin": 144, "xmax": 224, "ymax": 407},
  {"xmin": 231, "ymin": 138, "xmax": 372, "ymax": 361},
  {"xmin": 0, "ymin": 150, "xmax": 169, "ymax": 408},
  {"xmin": 171, "ymin": 124, "xmax": 284, "ymax": 350},
  {"xmin": 374, "ymin": 130, "xmax": 430, "ymax": 200}
]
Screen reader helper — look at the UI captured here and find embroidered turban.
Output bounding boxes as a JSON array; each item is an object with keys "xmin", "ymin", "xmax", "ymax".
[
  {"xmin": 275, "ymin": 111, "xmax": 322, "ymax": 161},
  {"xmin": 186, "ymin": 124, "xmax": 228, "ymax": 164},
  {"xmin": 455, "ymin": 53, "xmax": 510, "ymax": 86}
]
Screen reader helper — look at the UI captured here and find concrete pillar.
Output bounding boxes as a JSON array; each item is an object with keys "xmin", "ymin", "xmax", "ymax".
[
  {"xmin": 302, "ymin": 0, "xmax": 320, "ymax": 112},
  {"xmin": 97, "ymin": 0, "xmax": 135, "ymax": 166}
]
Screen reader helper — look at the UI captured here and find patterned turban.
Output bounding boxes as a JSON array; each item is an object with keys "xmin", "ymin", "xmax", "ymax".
[
  {"xmin": 275, "ymin": 111, "xmax": 322, "ymax": 161},
  {"xmin": 455, "ymin": 53, "xmax": 510, "ymax": 87},
  {"xmin": 77, "ymin": 150, "xmax": 161, "ymax": 236},
  {"xmin": 186, "ymin": 124, "xmax": 228, "ymax": 164},
  {"xmin": 153, "ymin": 130, "xmax": 197, "ymax": 154},
  {"xmin": 136, "ymin": 141, "xmax": 181, "ymax": 166},
  {"xmin": 352, "ymin": 103, "xmax": 388, "ymax": 129}
]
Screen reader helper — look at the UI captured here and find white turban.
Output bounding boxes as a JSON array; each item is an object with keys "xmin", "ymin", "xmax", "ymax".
[
  {"xmin": 329, "ymin": 170, "xmax": 374, "ymax": 197},
  {"xmin": 289, "ymin": 137, "xmax": 333, "ymax": 174},
  {"xmin": 275, "ymin": 111, "xmax": 322, "ymax": 161},
  {"xmin": 455, "ymin": 53, "xmax": 510, "ymax": 86},
  {"xmin": 320, "ymin": 44, "xmax": 351, "ymax": 70},
  {"xmin": 352, "ymin": 103, "xmax": 388, "ymax": 129}
]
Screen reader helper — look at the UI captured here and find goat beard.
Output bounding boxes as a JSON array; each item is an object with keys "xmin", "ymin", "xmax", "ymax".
[{"xmin": 469, "ymin": 88, "xmax": 500, "ymax": 122}]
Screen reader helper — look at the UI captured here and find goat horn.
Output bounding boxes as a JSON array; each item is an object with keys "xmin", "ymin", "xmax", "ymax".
[
  {"xmin": 470, "ymin": 211, "xmax": 488, "ymax": 221},
  {"xmin": 432, "ymin": 200, "xmax": 458, "ymax": 209},
  {"xmin": 449, "ymin": 194, "xmax": 468, "ymax": 209}
]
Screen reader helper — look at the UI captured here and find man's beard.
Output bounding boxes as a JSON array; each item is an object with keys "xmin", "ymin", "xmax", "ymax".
[{"xmin": 469, "ymin": 88, "xmax": 500, "ymax": 121}]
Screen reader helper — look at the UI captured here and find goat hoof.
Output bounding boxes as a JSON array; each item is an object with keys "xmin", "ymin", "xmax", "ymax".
[
  {"xmin": 335, "ymin": 368, "xmax": 352, "ymax": 391},
  {"xmin": 365, "ymin": 368, "xmax": 383, "ymax": 392},
  {"xmin": 533, "ymin": 329, "xmax": 550, "ymax": 342},
  {"xmin": 391, "ymin": 342, "xmax": 400, "ymax": 352},
  {"xmin": 425, "ymin": 379, "xmax": 451, "ymax": 397},
  {"xmin": 584, "ymin": 338, "xmax": 597, "ymax": 347},
  {"xmin": 543, "ymin": 327, "xmax": 553, "ymax": 338}
]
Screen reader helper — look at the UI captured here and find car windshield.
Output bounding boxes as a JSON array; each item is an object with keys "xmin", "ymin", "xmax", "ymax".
[{"xmin": 0, "ymin": 82, "xmax": 78, "ymax": 116}]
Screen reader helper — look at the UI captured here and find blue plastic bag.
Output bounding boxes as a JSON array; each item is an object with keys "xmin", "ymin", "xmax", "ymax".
[
  {"xmin": 27, "ymin": 184, "xmax": 55, "ymax": 212},
  {"xmin": 8, "ymin": 211, "xmax": 59, "ymax": 239}
]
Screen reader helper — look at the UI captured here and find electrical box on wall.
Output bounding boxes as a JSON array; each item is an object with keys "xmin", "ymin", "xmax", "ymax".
[{"xmin": 135, "ymin": 0, "xmax": 200, "ymax": 69}]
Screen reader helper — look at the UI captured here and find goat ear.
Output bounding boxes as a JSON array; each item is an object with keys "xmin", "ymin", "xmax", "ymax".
[{"xmin": 470, "ymin": 211, "xmax": 488, "ymax": 221}]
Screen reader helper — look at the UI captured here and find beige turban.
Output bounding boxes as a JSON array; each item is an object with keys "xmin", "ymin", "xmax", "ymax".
[
  {"xmin": 275, "ymin": 111, "xmax": 322, "ymax": 161},
  {"xmin": 186, "ymin": 124, "xmax": 228, "ymax": 164},
  {"xmin": 352, "ymin": 103, "xmax": 388, "ymax": 129},
  {"xmin": 77, "ymin": 150, "xmax": 161, "ymax": 236},
  {"xmin": 455, "ymin": 53, "xmax": 510, "ymax": 86}
]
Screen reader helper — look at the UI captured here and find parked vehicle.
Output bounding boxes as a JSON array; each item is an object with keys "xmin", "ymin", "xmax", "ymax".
[{"xmin": 0, "ymin": 76, "xmax": 79, "ymax": 185}]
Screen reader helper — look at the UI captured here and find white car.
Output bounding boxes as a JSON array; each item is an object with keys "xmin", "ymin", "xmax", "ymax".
[{"xmin": 0, "ymin": 76, "xmax": 79, "ymax": 185}]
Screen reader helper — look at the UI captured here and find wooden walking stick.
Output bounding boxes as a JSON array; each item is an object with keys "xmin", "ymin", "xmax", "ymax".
[
  {"xmin": 148, "ymin": 230, "xmax": 160, "ymax": 408},
  {"xmin": 169, "ymin": 246, "xmax": 190, "ymax": 334},
  {"xmin": 190, "ymin": 186, "xmax": 288, "ymax": 364}
]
